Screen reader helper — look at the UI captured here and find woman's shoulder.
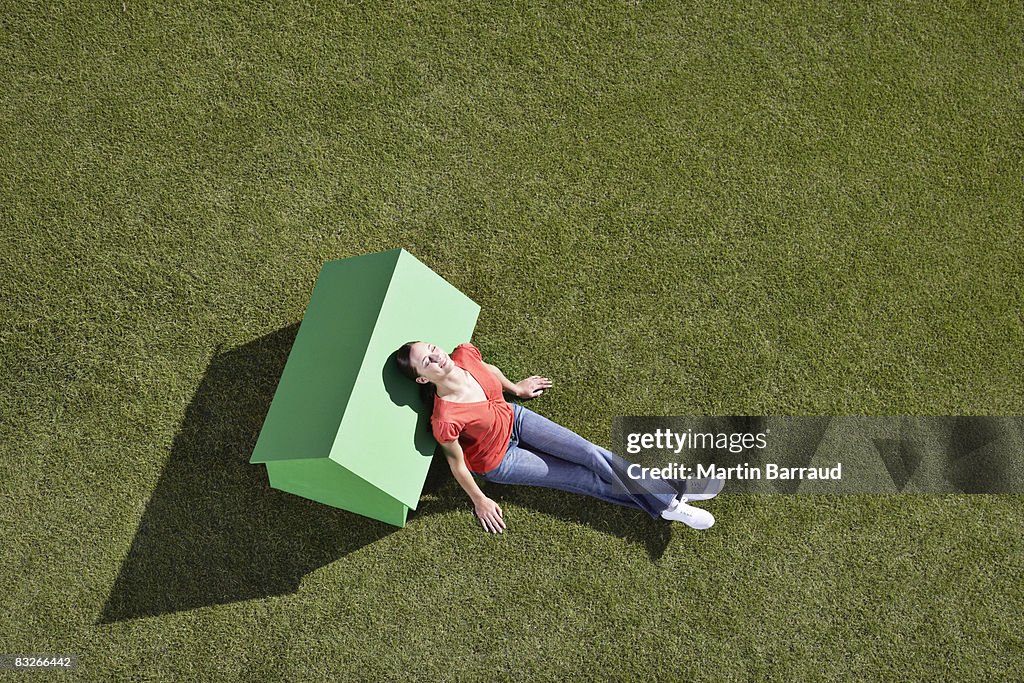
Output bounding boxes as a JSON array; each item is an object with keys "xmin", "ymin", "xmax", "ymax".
[
  {"xmin": 431, "ymin": 399, "xmax": 474, "ymax": 436},
  {"xmin": 430, "ymin": 411, "xmax": 462, "ymax": 442},
  {"xmin": 431, "ymin": 399, "xmax": 456, "ymax": 421},
  {"xmin": 452, "ymin": 342, "xmax": 483, "ymax": 362}
]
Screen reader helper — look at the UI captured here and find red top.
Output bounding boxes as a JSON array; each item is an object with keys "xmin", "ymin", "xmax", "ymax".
[{"xmin": 431, "ymin": 343, "xmax": 514, "ymax": 474}]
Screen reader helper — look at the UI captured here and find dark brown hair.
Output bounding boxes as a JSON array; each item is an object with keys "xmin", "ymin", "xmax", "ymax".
[{"xmin": 395, "ymin": 341, "xmax": 437, "ymax": 408}]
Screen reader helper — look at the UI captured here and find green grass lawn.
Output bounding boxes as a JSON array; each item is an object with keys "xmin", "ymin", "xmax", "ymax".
[{"xmin": 2, "ymin": 1, "xmax": 1022, "ymax": 680}]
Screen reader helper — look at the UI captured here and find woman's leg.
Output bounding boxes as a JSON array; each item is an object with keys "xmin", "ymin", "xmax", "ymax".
[
  {"xmin": 506, "ymin": 405, "xmax": 678, "ymax": 519},
  {"xmin": 481, "ymin": 442, "xmax": 659, "ymax": 514}
]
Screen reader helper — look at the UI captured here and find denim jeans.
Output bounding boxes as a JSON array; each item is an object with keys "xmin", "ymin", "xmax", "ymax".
[{"xmin": 480, "ymin": 404, "xmax": 678, "ymax": 519}]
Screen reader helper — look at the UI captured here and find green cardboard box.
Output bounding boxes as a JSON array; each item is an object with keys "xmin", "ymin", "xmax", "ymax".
[{"xmin": 249, "ymin": 249, "xmax": 480, "ymax": 526}]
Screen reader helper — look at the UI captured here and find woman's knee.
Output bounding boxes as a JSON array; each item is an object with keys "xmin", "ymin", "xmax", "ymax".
[{"xmin": 581, "ymin": 443, "xmax": 616, "ymax": 467}]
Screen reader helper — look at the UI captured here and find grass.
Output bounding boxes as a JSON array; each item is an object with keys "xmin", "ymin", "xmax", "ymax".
[{"xmin": 1, "ymin": 0, "xmax": 1022, "ymax": 680}]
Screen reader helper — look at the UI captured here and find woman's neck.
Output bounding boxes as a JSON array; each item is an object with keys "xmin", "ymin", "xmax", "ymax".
[{"xmin": 433, "ymin": 367, "xmax": 473, "ymax": 400}]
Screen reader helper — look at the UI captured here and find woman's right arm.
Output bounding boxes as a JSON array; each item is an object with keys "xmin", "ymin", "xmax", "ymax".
[{"xmin": 438, "ymin": 439, "xmax": 506, "ymax": 534}]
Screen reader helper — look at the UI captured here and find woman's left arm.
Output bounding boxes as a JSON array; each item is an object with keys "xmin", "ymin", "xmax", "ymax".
[{"xmin": 484, "ymin": 363, "xmax": 553, "ymax": 400}]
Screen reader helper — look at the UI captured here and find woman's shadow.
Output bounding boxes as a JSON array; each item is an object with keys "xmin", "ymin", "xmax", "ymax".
[{"xmin": 98, "ymin": 326, "xmax": 670, "ymax": 624}]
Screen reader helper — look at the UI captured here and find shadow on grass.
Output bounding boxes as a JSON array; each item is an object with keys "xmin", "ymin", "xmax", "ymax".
[
  {"xmin": 99, "ymin": 326, "xmax": 672, "ymax": 624},
  {"xmin": 410, "ymin": 453, "xmax": 673, "ymax": 561},
  {"xmin": 98, "ymin": 324, "xmax": 397, "ymax": 624}
]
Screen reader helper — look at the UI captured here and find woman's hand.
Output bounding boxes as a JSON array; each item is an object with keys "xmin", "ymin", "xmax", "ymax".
[
  {"xmin": 473, "ymin": 497, "xmax": 506, "ymax": 534},
  {"xmin": 515, "ymin": 375, "xmax": 552, "ymax": 399}
]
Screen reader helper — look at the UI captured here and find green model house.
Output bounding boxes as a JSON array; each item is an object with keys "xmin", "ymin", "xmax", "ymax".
[{"xmin": 249, "ymin": 249, "xmax": 480, "ymax": 526}]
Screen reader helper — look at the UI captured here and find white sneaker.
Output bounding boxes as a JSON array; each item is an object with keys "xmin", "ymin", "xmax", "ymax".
[
  {"xmin": 661, "ymin": 498, "xmax": 715, "ymax": 530},
  {"xmin": 679, "ymin": 477, "xmax": 725, "ymax": 503}
]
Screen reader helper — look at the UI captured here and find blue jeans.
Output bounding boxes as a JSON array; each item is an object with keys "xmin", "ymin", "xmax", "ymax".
[{"xmin": 480, "ymin": 404, "xmax": 678, "ymax": 519}]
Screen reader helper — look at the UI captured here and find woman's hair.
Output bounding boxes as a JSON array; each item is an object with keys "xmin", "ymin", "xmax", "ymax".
[{"xmin": 395, "ymin": 341, "xmax": 436, "ymax": 408}]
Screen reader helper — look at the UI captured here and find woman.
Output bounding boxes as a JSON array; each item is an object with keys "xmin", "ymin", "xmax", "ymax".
[{"xmin": 395, "ymin": 341, "xmax": 721, "ymax": 533}]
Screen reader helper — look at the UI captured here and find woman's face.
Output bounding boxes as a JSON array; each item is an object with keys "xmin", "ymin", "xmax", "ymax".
[{"xmin": 406, "ymin": 342, "xmax": 452, "ymax": 385}]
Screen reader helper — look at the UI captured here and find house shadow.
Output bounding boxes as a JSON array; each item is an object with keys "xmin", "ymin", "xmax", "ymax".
[
  {"xmin": 98, "ymin": 324, "xmax": 400, "ymax": 624},
  {"xmin": 99, "ymin": 328, "xmax": 671, "ymax": 624}
]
